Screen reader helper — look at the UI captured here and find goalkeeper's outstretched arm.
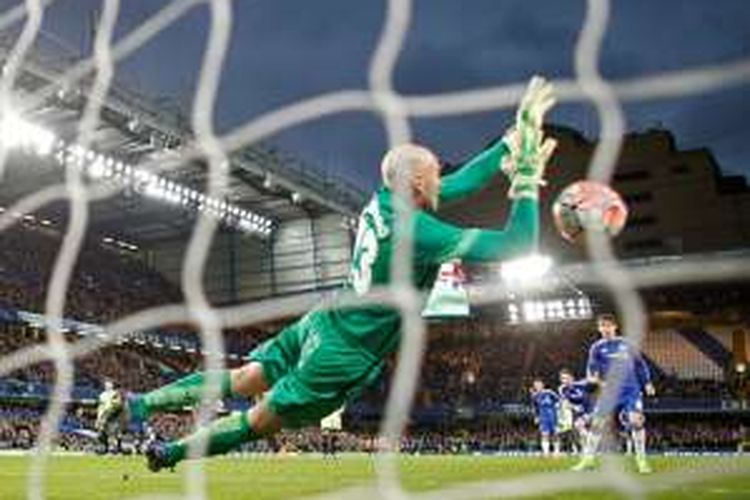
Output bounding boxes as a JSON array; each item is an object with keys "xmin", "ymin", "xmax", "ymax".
[
  {"xmin": 439, "ymin": 75, "xmax": 556, "ymax": 205},
  {"xmin": 414, "ymin": 123, "xmax": 556, "ymax": 264},
  {"xmin": 400, "ymin": 75, "xmax": 556, "ymax": 264},
  {"xmin": 438, "ymin": 139, "xmax": 509, "ymax": 204},
  {"xmin": 413, "ymin": 198, "xmax": 539, "ymax": 264}
]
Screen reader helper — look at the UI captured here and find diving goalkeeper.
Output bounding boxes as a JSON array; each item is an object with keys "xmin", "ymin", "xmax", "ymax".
[{"xmin": 102, "ymin": 76, "xmax": 558, "ymax": 472}]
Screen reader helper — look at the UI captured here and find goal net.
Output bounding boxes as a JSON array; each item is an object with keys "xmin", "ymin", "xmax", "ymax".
[{"xmin": 0, "ymin": 0, "xmax": 748, "ymax": 499}]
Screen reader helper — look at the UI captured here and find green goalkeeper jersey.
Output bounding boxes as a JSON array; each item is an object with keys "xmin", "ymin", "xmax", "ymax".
[{"xmin": 316, "ymin": 139, "xmax": 539, "ymax": 358}]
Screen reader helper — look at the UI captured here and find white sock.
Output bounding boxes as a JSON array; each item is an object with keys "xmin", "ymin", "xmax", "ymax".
[
  {"xmin": 578, "ymin": 428, "xmax": 589, "ymax": 454},
  {"xmin": 583, "ymin": 431, "xmax": 602, "ymax": 458},
  {"xmin": 541, "ymin": 437, "xmax": 550, "ymax": 455},
  {"xmin": 553, "ymin": 439, "xmax": 561, "ymax": 455},
  {"xmin": 632, "ymin": 428, "xmax": 646, "ymax": 459}
]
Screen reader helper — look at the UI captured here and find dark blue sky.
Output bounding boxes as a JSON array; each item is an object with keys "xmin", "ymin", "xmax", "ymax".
[{"xmin": 25, "ymin": 0, "xmax": 750, "ymax": 190}]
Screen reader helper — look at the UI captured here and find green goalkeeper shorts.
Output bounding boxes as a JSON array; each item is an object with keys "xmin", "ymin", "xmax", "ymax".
[{"xmin": 247, "ymin": 311, "xmax": 384, "ymax": 429}]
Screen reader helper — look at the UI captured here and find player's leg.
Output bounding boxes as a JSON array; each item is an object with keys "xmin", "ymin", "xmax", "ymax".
[
  {"xmin": 629, "ymin": 409, "xmax": 651, "ymax": 474},
  {"xmin": 145, "ymin": 315, "xmax": 380, "ymax": 471},
  {"xmin": 146, "ymin": 397, "xmax": 281, "ymax": 471},
  {"xmin": 552, "ymin": 431, "xmax": 561, "ymax": 457},
  {"xmin": 330, "ymin": 432, "xmax": 339, "ymax": 458},
  {"xmin": 128, "ymin": 319, "xmax": 306, "ymax": 422},
  {"xmin": 566, "ymin": 430, "xmax": 579, "ymax": 455},
  {"xmin": 96, "ymin": 391, "xmax": 123, "ymax": 433},
  {"xmin": 624, "ymin": 432, "xmax": 634, "ymax": 454},
  {"xmin": 539, "ymin": 416, "xmax": 556, "ymax": 456},
  {"xmin": 322, "ymin": 429, "xmax": 336, "ymax": 458},
  {"xmin": 321, "ymin": 430, "xmax": 329, "ymax": 457},
  {"xmin": 143, "ymin": 321, "xmax": 309, "ymax": 471},
  {"xmin": 618, "ymin": 391, "xmax": 651, "ymax": 473},
  {"xmin": 97, "ymin": 428, "xmax": 109, "ymax": 454},
  {"xmin": 574, "ymin": 415, "xmax": 590, "ymax": 455},
  {"xmin": 572, "ymin": 414, "xmax": 605, "ymax": 471},
  {"xmin": 540, "ymin": 430, "xmax": 551, "ymax": 456},
  {"xmin": 127, "ymin": 369, "xmax": 248, "ymax": 422},
  {"xmin": 617, "ymin": 409, "xmax": 631, "ymax": 454},
  {"xmin": 549, "ymin": 412, "xmax": 561, "ymax": 457},
  {"xmin": 573, "ymin": 391, "xmax": 628, "ymax": 471},
  {"xmin": 146, "ymin": 369, "xmax": 351, "ymax": 471},
  {"xmin": 231, "ymin": 362, "xmax": 270, "ymax": 396}
]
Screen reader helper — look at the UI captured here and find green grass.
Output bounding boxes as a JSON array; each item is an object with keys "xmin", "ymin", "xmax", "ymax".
[{"xmin": 0, "ymin": 453, "xmax": 748, "ymax": 499}]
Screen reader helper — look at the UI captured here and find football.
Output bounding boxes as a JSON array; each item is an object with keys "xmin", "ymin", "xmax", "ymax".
[{"xmin": 552, "ymin": 180, "xmax": 628, "ymax": 243}]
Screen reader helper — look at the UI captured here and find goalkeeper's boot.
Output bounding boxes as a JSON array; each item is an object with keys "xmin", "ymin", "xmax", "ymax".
[
  {"xmin": 635, "ymin": 456, "xmax": 653, "ymax": 475},
  {"xmin": 145, "ymin": 440, "xmax": 173, "ymax": 473},
  {"xmin": 571, "ymin": 455, "xmax": 597, "ymax": 472}
]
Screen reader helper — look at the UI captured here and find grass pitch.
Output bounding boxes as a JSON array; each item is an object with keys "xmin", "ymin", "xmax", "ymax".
[{"xmin": 0, "ymin": 453, "xmax": 748, "ymax": 499}]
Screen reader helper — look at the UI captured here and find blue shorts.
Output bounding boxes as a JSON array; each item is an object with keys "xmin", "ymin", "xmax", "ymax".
[
  {"xmin": 538, "ymin": 414, "xmax": 557, "ymax": 435},
  {"xmin": 594, "ymin": 388, "xmax": 644, "ymax": 419}
]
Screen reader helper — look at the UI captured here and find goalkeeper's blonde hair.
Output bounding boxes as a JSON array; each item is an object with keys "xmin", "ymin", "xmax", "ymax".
[{"xmin": 380, "ymin": 143, "xmax": 438, "ymax": 190}]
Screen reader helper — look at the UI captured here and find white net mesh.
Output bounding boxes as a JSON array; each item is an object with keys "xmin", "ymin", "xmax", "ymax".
[{"xmin": 0, "ymin": 0, "xmax": 748, "ymax": 498}]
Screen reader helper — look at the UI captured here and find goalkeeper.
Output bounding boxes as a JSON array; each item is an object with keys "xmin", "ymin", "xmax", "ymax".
[{"xmin": 102, "ymin": 76, "xmax": 558, "ymax": 472}]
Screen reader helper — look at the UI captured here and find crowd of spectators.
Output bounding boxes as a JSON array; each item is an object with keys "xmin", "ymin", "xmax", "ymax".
[
  {"xmin": 0, "ymin": 227, "xmax": 747, "ymax": 405},
  {"xmin": 0, "ymin": 322, "xmax": 176, "ymax": 394},
  {"xmin": 644, "ymin": 285, "xmax": 750, "ymax": 319},
  {"xmin": 1, "ymin": 402, "xmax": 745, "ymax": 454},
  {"xmin": 647, "ymin": 416, "xmax": 747, "ymax": 452},
  {"xmin": 656, "ymin": 378, "xmax": 733, "ymax": 400},
  {"xmin": 0, "ymin": 226, "xmax": 180, "ymax": 323},
  {"xmin": 0, "ymin": 315, "xmax": 744, "ymax": 422},
  {"xmin": 362, "ymin": 324, "xmax": 736, "ymax": 414},
  {"xmin": 0, "ymin": 228, "xmax": 749, "ymax": 455},
  {"xmin": 0, "ymin": 405, "xmax": 94, "ymax": 451}
]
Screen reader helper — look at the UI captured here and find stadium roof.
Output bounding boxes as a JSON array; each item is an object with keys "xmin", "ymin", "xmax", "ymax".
[{"xmin": 0, "ymin": 29, "xmax": 366, "ymax": 244}]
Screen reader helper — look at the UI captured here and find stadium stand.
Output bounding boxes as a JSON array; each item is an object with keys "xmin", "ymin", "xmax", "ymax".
[
  {"xmin": 644, "ymin": 329, "xmax": 724, "ymax": 380},
  {"xmin": 0, "ymin": 229, "xmax": 748, "ymax": 454},
  {"xmin": 0, "ymin": 226, "xmax": 181, "ymax": 323},
  {"xmin": 677, "ymin": 329, "xmax": 733, "ymax": 370}
]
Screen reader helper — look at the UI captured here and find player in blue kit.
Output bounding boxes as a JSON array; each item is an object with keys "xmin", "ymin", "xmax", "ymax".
[
  {"xmin": 558, "ymin": 368, "xmax": 593, "ymax": 453},
  {"xmin": 572, "ymin": 314, "xmax": 655, "ymax": 474},
  {"xmin": 530, "ymin": 378, "xmax": 560, "ymax": 457}
]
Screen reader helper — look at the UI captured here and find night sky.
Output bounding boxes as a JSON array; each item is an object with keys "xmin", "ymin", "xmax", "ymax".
[{"xmin": 21, "ymin": 0, "xmax": 750, "ymax": 190}]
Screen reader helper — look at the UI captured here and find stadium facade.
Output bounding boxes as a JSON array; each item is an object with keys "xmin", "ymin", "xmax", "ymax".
[{"xmin": 439, "ymin": 126, "xmax": 750, "ymax": 262}]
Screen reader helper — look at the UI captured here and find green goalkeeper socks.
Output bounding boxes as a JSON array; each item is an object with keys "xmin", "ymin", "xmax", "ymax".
[
  {"xmin": 164, "ymin": 411, "xmax": 255, "ymax": 466},
  {"xmin": 130, "ymin": 370, "xmax": 235, "ymax": 421}
]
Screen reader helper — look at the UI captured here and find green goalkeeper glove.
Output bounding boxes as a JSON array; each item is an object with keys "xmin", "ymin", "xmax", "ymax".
[
  {"xmin": 516, "ymin": 75, "xmax": 556, "ymax": 134},
  {"xmin": 503, "ymin": 129, "xmax": 557, "ymax": 199},
  {"xmin": 501, "ymin": 75, "xmax": 557, "ymax": 199}
]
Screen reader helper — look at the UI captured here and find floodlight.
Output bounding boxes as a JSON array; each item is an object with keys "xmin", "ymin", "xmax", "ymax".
[
  {"xmin": 88, "ymin": 158, "xmax": 106, "ymax": 179},
  {"xmin": 144, "ymin": 181, "xmax": 164, "ymax": 199},
  {"xmin": 501, "ymin": 254, "xmax": 553, "ymax": 284},
  {"xmin": 0, "ymin": 113, "xmax": 56, "ymax": 155},
  {"xmin": 127, "ymin": 117, "xmax": 140, "ymax": 132}
]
